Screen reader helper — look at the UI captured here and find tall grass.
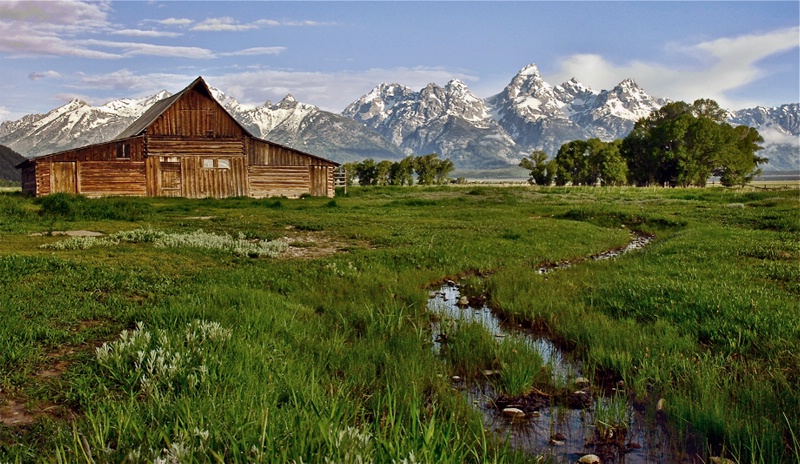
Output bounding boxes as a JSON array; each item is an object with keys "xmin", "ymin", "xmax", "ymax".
[{"xmin": 0, "ymin": 186, "xmax": 797, "ymax": 462}]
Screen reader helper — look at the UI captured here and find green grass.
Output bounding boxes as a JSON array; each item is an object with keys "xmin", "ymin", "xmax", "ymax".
[{"xmin": 0, "ymin": 186, "xmax": 798, "ymax": 463}]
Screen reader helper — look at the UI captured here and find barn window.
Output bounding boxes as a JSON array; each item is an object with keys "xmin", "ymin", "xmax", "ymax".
[
  {"xmin": 203, "ymin": 158, "xmax": 215, "ymax": 169},
  {"xmin": 217, "ymin": 159, "xmax": 231, "ymax": 169},
  {"xmin": 116, "ymin": 143, "xmax": 131, "ymax": 159}
]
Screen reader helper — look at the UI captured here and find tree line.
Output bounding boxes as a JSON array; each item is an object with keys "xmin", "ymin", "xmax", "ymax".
[
  {"xmin": 519, "ymin": 99, "xmax": 767, "ymax": 187},
  {"xmin": 342, "ymin": 153, "xmax": 455, "ymax": 186}
]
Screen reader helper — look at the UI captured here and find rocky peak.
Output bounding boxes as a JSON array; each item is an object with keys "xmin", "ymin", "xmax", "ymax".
[{"xmin": 504, "ymin": 64, "xmax": 551, "ymax": 99}]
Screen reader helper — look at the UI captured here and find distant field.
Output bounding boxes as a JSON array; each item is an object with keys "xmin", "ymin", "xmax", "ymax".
[{"xmin": 0, "ymin": 187, "xmax": 797, "ymax": 462}]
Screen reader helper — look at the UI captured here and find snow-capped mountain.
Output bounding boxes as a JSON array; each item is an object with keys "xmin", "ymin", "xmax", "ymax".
[
  {"xmin": 344, "ymin": 80, "xmax": 518, "ymax": 168},
  {"xmin": 348, "ymin": 64, "xmax": 671, "ymax": 162},
  {"xmin": 0, "ymin": 92, "xmax": 167, "ymax": 158},
  {"xmin": 238, "ymin": 94, "xmax": 404, "ymax": 162},
  {"xmin": 1, "ymin": 64, "xmax": 797, "ymax": 170},
  {"xmin": 729, "ymin": 104, "xmax": 799, "ymax": 170}
]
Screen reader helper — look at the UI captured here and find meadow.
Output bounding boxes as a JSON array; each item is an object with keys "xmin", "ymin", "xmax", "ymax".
[{"xmin": 0, "ymin": 185, "xmax": 797, "ymax": 463}]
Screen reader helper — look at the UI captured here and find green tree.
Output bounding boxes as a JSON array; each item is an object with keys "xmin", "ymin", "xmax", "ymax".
[
  {"xmin": 716, "ymin": 125, "xmax": 767, "ymax": 186},
  {"xmin": 414, "ymin": 153, "xmax": 440, "ymax": 185},
  {"xmin": 593, "ymin": 140, "xmax": 628, "ymax": 186},
  {"xmin": 434, "ymin": 158, "xmax": 455, "ymax": 185},
  {"xmin": 554, "ymin": 140, "xmax": 594, "ymax": 186},
  {"xmin": 621, "ymin": 99, "xmax": 765, "ymax": 187},
  {"xmin": 389, "ymin": 156, "xmax": 415, "ymax": 186},
  {"xmin": 519, "ymin": 150, "xmax": 555, "ymax": 186},
  {"xmin": 374, "ymin": 160, "xmax": 393, "ymax": 186},
  {"xmin": 354, "ymin": 159, "xmax": 377, "ymax": 186}
]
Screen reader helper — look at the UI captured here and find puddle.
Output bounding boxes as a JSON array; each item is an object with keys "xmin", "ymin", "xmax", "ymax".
[{"xmin": 428, "ymin": 233, "xmax": 690, "ymax": 462}]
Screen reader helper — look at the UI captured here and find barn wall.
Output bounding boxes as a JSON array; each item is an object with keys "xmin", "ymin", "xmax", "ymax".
[
  {"xmin": 20, "ymin": 165, "xmax": 37, "ymax": 195},
  {"xmin": 179, "ymin": 156, "xmax": 247, "ymax": 199},
  {"xmin": 248, "ymin": 139, "xmax": 312, "ymax": 166},
  {"xmin": 309, "ymin": 165, "xmax": 335, "ymax": 198},
  {"xmin": 32, "ymin": 137, "xmax": 144, "ymax": 163},
  {"xmin": 36, "ymin": 163, "xmax": 51, "ymax": 196},
  {"xmin": 248, "ymin": 166, "xmax": 311, "ymax": 198},
  {"xmin": 147, "ymin": 138, "xmax": 244, "ymax": 157},
  {"xmin": 148, "ymin": 89, "xmax": 244, "ymax": 138},
  {"xmin": 78, "ymin": 161, "xmax": 147, "ymax": 197}
]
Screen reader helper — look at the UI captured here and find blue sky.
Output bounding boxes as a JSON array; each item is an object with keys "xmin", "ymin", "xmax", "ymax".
[{"xmin": 0, "ymin": 1, "xmax": 798, "ymax": 122}]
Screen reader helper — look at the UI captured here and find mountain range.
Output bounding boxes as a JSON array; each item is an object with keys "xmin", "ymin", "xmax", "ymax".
[{"xmin": 1, "ymin": 64, "xmax": 797, "ymax": 171}]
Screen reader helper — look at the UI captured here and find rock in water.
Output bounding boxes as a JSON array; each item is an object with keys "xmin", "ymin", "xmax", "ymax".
[
  {"xmin": 501, "ymin": 407, "xmax": 525, "ymax": 418},
  {"xmin": 574, "ymin": 376, "xmax": 590, "ymax": 388},
  {"xmin": 578, "ymin": 455, "xmax": 601, "ymax": 464},
  {"xmin": 656, "ymin": 398, "xmax": 666, "ymax": 412}
]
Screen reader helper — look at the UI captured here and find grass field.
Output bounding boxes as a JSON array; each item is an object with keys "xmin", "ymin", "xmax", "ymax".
[{"xmin": 0, "ymin": 186, "xmax": 798, "ymax": 463}]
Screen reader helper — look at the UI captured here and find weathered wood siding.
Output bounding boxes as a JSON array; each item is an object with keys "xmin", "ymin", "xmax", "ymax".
[
  {"xmin": 147, "ymin": 138, "xmax": 244, "ymax": 157},
  {"xmin": 145, "ymin": 156, "xmax": 248, "ymax": 199},
  {"xmin": 145, "ymin": 138, "xmax": 247, "ymax": 198},
  {"xmin": 51, "ymin": 162, "xmax": 77, "ymax": 194},
  {"xmin": 32, "ymin": 137, "xmax": 145, "ymax": 163},
  {"xmin": 248, "ymin": 166, "xmax": 311, "ymax": 198},
  {"xmin": 248, "ymin": 139, "xmax": 313, "ymax": 166},
  {"xmin": 247, "ymin": 138, "xmax": 336, "ymax": 198},
  {"xmin": 78, "ymin": 162, "xmax": 147, "ymax": 197},
  {"xmin": 20, "ymin": 166, "xmax": 37, "ymax": 195},
  {"xmin": 310, "ymin": 165, "xmax": 334, "ymax": 198},
  {"xmin": 178, "ymin": 156, "xmax": 247, "ymax": 198},
  {"xmin": 148, "ymin": 89, "xmax": 244, "ymax": 138}
]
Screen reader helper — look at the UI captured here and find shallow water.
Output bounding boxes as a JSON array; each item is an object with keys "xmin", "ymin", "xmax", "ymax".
[{"xmin": 427, "ymin": 233, "xmax": 686, "ymax": 463}]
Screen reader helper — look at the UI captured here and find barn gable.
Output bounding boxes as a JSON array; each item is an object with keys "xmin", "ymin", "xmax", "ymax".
[
  {"xmin": 115, "ymin": 77, "xmax": 252, "ymax": 140},
  {"xmin": 18, "ymin": 77, "xmax": 338, "ymax": 199}
]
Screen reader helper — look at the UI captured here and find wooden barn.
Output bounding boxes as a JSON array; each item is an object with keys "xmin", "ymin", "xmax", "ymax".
[{"xmin": 17, "ymin": 77, "xmax": 338, "ymax": 199}]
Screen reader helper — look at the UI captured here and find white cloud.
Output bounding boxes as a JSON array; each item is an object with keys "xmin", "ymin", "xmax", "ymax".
[
  {"xmin": 0, "ymin": 0, "xmax": 109, "ymax": 31},
  {"xmin": 546, "ymin": 26, "xmax": 800, "ymax": 110},
  {"xmin": 0, "ymin": 1, "xmax": 120, "ymax": 58},
  {"xmin": 78, "ymin": 39, "xmax": 215, "ymax": 59},
  {"xmin": 0, "ymin": 20, "xmax": 120, "ymax": 59},
  {"xmin": 192, "ymin": 17, "xmax": 255, "ymax": 32},
  {"xmin": 0, "ymin": 106, "xmax": 10, "ymax": 122},
  {"xmin": 28, "ymin": 70, "xmax": 62, "ymax": 80},
  {"xmin": 191, "ymin": 17, "xmax": 337, "ymax": 32},
  {"xmin": 758, "ymin": 127, "xmax": 800, "ymax": 146},
  {"xmin": 223, "ymin": 47, "xmax": 286, "ymax": 57},
  {"xmin": 148, "ymin": 17, "xmax": 194, "ymax": 27},
  {"xmin": 111, "ymin": 29, "xmax": 182, "ymax": 38},
  {"xmin": 73, "ymin": 69, "xmax": 191, "ymax": 94}
]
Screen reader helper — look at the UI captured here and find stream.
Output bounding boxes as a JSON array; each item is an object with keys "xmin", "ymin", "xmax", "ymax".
[{"xmin": 428, "ymin": 233, "xmax": 686, "ymax": 463}]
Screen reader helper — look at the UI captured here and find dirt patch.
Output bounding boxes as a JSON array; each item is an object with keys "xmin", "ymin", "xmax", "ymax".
[
  {"xmin": 277, "ymin": 230, "xmax": 370, "ymax": 259},
  {"xmin": 0, "ymin": 397, "xmax": 37, "ymax": 427},
  {"xmin": 29, "ymin": 230, "xmax": 105, "ymax": 237},
  {"xmin": 1, "ymin": 319, "xmax": 113, "ymax": 427}
]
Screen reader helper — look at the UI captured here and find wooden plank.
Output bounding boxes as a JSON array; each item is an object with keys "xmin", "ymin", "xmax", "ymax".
[
  {"xmin": 51, "ymin": 162, "xmax": 77, "ymax": 194},
  {"xmin": 78, "ymin": 162, "xmax": 147, "ymax": 196},
  {"xmin": 248, "ymin": 165, "xmax": 310, "ymax": 198}
]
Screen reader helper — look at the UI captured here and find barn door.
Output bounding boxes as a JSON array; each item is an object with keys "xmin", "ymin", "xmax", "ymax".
[
  {"xmin": 160, "ymin": 161, "xmax": 182, "ymax": 197},
  {"xmin": 309, "ymin": 166, "xmax": 328, "ymax": 197},
  {"xmin": 51, "ymin": 162, "xmax": 77, "ymax": 194}
]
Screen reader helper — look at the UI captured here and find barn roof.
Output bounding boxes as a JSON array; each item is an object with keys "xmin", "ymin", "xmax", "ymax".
[{"xmin": 113, "ymin": 76, "xmax": 258, "ymax": 140}]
